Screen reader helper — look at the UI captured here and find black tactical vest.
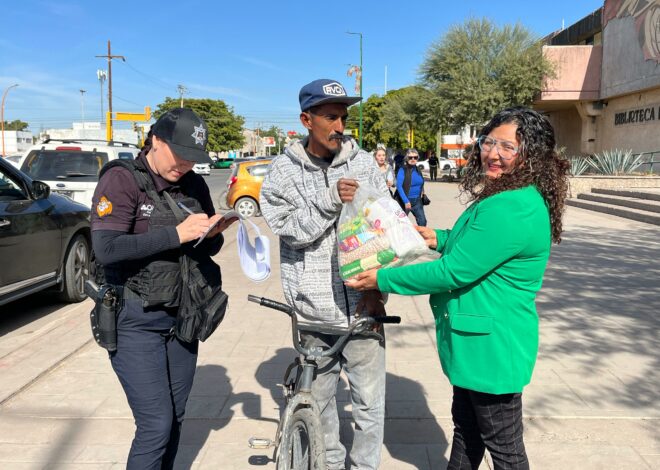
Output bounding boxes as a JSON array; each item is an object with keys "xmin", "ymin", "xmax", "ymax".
[
  {"xmin": 98, "ymin": 158, "xmax": 228, "ymax": 342},
  {"xmin": 99, "ymin": 158, "xmax": 204, "ymax": 308}
]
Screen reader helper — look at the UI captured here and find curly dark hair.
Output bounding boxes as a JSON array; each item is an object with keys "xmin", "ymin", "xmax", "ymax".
[{"xmin": 460, "ymin": 107, "xmax": 570, "ymax": 243}]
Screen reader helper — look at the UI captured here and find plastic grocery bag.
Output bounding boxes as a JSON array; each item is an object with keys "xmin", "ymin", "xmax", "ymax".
[{"xmin": 337, "ymin": 183, "xmax": 439, "ymax": 280}]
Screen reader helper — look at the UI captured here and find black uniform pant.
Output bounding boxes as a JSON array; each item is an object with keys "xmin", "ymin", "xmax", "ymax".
[
  {"xmin": 429, "ymin": 166, "xmax": 438, "ymax": 180},
  {"xmin": 111, "ymin": 298, "xmax": 198, "ymax": 470},
  {"xmin": 448, "ymin": 386, "xmax": 529, "ymax": 470}
]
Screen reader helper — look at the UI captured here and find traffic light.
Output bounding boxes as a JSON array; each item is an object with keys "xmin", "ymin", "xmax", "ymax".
[{"xmin": 352, "ymin": 128, "xmax": 359, "ymax": 138}]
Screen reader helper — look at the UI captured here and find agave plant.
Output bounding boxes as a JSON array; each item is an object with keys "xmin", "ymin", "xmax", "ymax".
[
  {"xmin": 587, "ymin": 149, "xmax": 644, "ymax": 175},
  {"xmin": 568, "ymin": 156, "xmax": 591, "ymax": 176}
]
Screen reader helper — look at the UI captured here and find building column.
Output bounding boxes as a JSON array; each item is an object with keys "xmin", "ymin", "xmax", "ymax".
[{"xmin": 575, "ymin": 101, "xmax": 604, "ymax": 154}]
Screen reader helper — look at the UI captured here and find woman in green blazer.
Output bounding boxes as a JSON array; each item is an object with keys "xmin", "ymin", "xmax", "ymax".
[{"xmin": 348, "ymin": 107, "xmax": 569, "ymax": 469}]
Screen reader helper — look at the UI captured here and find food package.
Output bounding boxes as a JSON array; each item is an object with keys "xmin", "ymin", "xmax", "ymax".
[{"xmin": 337, "ymin": 183, "xmax": 438, "ymax": 280}]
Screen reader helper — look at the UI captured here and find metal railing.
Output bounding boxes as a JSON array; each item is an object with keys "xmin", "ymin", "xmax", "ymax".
[{"xmin": 635, "ymin": 150, "xmax": 660, "ymax": 174}]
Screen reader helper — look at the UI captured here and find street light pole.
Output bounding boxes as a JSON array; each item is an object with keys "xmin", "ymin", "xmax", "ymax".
[
  {"xmin": 347, "ymin": 31, "xmax": 363, "ymax": 148},
  {"xmin": 80, "ymin": 89, "xmax": 86, "ymax": 137},
  {"xmin": 1, "ymin": 83, "xmax": 19, "ymax": 157}
]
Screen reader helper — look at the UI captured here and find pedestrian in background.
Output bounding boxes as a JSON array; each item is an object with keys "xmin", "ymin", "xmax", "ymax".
[
  {"xmin": 395, "ymin": 148, "xmax": 427, "ymax": 226},
  {"xmin": 347, "ymin": 107, "xmax": 570, "ymax": 470},
  {"xmin": 260, "ymin": 78, "xmax": 390, "ymax": 470},
  {"xmin": 374, "ymin": 146, "xmax": 394, "ymax": 192},
  {"xmin": 91, "ymin": 108, "xmax": 238, "ymax": 470},
  {"xmin": 428, "ymin": 152, "xmax": 439, "ymax": 181}
]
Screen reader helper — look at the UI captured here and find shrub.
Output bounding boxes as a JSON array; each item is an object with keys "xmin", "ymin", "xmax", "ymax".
[
  {"xmin": 587, "ymin": 149, "xmax": 644, "ymax": 175},
  {"xmin": 568, "ymin": 156, "xmax": 591, "ymax": 176}
]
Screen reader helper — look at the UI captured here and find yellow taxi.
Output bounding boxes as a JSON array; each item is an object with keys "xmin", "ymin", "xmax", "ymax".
[{"xmin": 225, "ymin": 158, "xmax": 272, "ymax": 217}]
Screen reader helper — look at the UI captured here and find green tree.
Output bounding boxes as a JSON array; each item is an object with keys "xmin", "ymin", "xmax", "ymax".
[
  {"xmin": 381, "ymin": 86, "xmax": 437, "ymax": 152},
  {"xmin": 154, "ymin": 98, "xmax": 245, "ymax": 152},
  {"xmin": 2, "ymin": 120, "xmax": 29, "ymax": 131},
  {"xmin": 346, "ymin": 89, "xmax": 437, "ymax": 154},
  {"xmin": 420, "ymin": 18, "xmax": 554, "ymax": 131},
  {"xmin": 347, "ymin": 95, "xmax": 393, "ymax": 151}
]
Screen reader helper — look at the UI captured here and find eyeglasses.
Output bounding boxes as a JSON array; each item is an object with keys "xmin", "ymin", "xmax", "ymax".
[
  {"xmin": 407, "ymin": 156, "xmax": 418, "ymax": 161},
  {"xmin": 477, "ymin": 136, "xmax": 519, "ymax": 160}
]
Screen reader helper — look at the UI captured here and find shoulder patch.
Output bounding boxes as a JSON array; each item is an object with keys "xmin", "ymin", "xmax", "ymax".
[{"xmin": 96, "ymin": 196, "xmax": 113, "ymax": 217}]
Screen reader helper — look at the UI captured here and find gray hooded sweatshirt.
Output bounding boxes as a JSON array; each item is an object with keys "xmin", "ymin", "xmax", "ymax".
[{"xmin": 260, "ymin": 137, "xmax": 389, "ymax": 327}]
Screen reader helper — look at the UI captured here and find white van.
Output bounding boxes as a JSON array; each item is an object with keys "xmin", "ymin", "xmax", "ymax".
[{"xmin": 19, "ymin": 139, "xmax": 140, "ymax": 207}]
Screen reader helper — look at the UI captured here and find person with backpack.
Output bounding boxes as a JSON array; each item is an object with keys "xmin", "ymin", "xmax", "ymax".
[
  {"xmin": 90, "ymin": 108, "xmax": 238, "ymax": 470},
  {"xmin": 395, "ymin": 148, "xmax": 428, "ymax": 226}
]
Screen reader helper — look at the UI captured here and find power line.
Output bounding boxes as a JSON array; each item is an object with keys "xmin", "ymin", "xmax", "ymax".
[
  {"xmin": 112, "ymin": 94, "xmax": 143, "ymax": 107},
  {"xmin": 118, "ymin": 60, "xmax": 175, "ymax": 92}
]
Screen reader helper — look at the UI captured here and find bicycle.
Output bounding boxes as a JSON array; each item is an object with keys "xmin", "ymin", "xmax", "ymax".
[{"xmin": 247, "ymin": 295, "xmax": 401, "ymax": 470}]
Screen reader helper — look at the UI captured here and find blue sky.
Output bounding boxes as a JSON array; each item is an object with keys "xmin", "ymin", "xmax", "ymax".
[{"xmin": 0, "ymin": 0, "xmax": 604, "ymax": 134}]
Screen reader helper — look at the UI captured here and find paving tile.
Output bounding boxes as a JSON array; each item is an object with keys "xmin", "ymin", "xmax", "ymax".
[
  {"xmin": 1, "ymin": 183, "xmax": 658, "ymax": 469},
  {"xmin": 0, "ymin": 443, "xmax": 82, "ymax": 463},
  {"xmin": 526, "ymin": 443, "xmax": 652, "ymax": 469}
]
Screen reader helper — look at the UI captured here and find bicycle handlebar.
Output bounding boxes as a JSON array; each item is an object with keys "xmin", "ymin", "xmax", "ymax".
[
  {"xmin": 247, "ymin": 295, "xmax": 293, "ymax": 316},
  {"xmin": 374, "ymin": 316, "xmax": 401, "ymax": 324},
  {"xmin": 248, "ymin": 295, "xmax": 401, "ymax": 358}
]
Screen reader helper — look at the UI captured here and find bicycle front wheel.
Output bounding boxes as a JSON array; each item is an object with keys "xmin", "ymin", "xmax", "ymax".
[{"xmin": 277, "ymin": 407, "xmax": 326, "ymax": 470}]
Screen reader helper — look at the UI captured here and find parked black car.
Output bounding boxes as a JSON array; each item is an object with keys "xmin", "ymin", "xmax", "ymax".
[{"xmin": 0, "ymin": 157, "xmax": 91, "ymax": 306}]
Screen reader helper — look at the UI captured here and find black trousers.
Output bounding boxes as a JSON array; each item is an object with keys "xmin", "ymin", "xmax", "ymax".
[
  {"xmin": 448, "ymin": 386, "xmax": 529, "ymax": 470},
  {"xmin": 429, "ymin": 166, "xmax": 438, "ymax": 180},
  {"xmin": 111, "ymin": 298, "xmax": 199, "ymax": 470}
]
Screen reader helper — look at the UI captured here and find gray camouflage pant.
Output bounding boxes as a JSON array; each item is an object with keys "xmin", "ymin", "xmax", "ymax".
[{"xmin": 301, "ymin": 331, "xmax": 386, "ymax": 470}]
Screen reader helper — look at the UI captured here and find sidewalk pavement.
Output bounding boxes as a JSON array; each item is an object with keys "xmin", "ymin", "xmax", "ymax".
[{"xmin": 0, "ymin": 182, "xmax": 658, "ymax": 469}]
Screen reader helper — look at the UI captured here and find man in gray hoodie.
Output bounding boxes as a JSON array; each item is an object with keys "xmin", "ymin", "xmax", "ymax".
[{"xmin": 260, "ymin": 79, "xmax": 390, "ymax": 470}]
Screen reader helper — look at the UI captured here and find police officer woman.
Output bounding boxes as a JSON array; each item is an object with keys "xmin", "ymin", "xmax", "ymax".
[{"xmin": 91, "ymin": 108, "xmax": 237, "ymax": 469}]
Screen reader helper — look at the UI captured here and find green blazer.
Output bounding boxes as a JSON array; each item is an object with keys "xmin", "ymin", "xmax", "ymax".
[{"xmin": 378, "ymin": 186, "xmax": 551, "ymax": 394}]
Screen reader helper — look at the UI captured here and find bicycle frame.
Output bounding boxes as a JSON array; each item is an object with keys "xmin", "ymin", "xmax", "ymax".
[{"xmin": 247, "ymin": 295, "xmax": 400, "ymax": 468}]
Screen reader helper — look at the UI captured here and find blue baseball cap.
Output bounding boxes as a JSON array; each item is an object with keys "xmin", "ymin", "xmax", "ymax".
[{"xmin": 299, "ymin": 79, "xmax": 362, "ymax": 112}]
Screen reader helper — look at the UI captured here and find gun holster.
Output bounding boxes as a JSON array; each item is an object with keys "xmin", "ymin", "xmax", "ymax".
[{"xmin": 86, "ymin": 280, "xmax": 121, "ymax": 352}]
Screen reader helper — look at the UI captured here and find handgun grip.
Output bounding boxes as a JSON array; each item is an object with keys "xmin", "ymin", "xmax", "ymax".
[{"xmin": 84, "ymin": 280, "xmax": 100, "ymax": 299}]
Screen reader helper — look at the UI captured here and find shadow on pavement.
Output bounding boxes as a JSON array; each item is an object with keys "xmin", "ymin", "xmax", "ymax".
[
  {"xmin": 382, "ymin": 372, "xmax": 449, "ymax": 469},
  {"xmin": 256, "ymin": 348, "xmax": 449, "ymax": 468},
  {"xmin": 534, "ymin": 224, "xmax": 660, "ymax": 412},
  {"xmin": 177, "ymin": 364, "xmax": 264, "ymax": 468},
  {"xmin": 0, "ymin": 292, "xmax": 69, "ymax": 336}
]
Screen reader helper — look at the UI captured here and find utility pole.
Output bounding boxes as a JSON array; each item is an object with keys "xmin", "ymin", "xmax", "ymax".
[
  {"xmin": 96, "ymin": 41, "xmax": 125, "ymax": 141},
  {"xmin": 177, "ymin": 84, "xmax": 188, "ymax": 107},
  {"xmin": 255, "ymin": 124, "xmax": 261, "ymax": 155},
  {"xmin": 79, "ymin": 89, "xmax": 86, "ymax": 137},
  {"xmin": 1, "ymin": 83, "xmax": 19, "ymax": 157},
  {"xmin": 347, "ymin": 31, "xmax": 363, "ymax": 148},
  {"xmin": 97, "ymin": 69, "xmax": 107, "ymax": 124}
]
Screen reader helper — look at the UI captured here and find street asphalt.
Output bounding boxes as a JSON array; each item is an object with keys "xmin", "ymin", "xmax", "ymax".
[{"xmin": 0, "ymin": 181, "xmax": 658, "ymax": 469}]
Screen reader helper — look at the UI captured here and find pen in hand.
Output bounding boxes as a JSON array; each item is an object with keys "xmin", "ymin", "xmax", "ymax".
[{"xmin": 177, "ymin": 201, "xmax": 196, "ymax": 216}]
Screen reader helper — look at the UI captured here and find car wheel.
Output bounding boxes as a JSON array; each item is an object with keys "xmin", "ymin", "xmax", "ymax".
[
  {"xmin": 417, "ymin": 164, "xmax": 425, "ymax": 172},
  {"xmin": 234, "ymin": 197, "xmax": 259, "ymax": 218},
  {"xmin": 59, "ymin": 234, "xmax": 90, "ymax": 303},
  {"xmin": 442, "ymin": 164, "xmax": 451, "ymax": 170}
]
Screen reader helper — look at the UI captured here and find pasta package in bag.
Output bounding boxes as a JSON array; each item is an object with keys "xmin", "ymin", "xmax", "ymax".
[{"xmin": 337, "ymin": 184, "xmax": 438, "ymax": 280}]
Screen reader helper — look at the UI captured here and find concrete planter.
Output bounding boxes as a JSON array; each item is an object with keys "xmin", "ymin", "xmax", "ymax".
[{"xmin": 568, "ymin": 175, "xmax": 660, "ymax": 197}]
